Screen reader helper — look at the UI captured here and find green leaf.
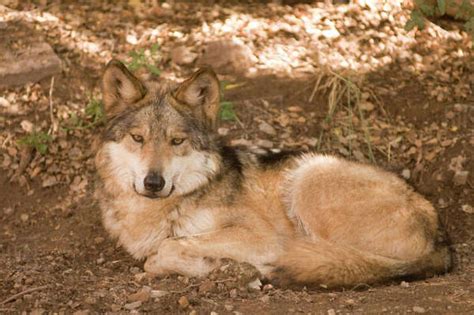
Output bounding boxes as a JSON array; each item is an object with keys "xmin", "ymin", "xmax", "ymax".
[
  {"xmin": 405, "ymin": 19, "xmax": 417, "ymax": 31},
  {"xmin": 219, "ymin": 101, "xmax": 237, "ymax": 121},
  {"xmin": 37, "ymin": 143, "xmax": 47, "ymax": 155},
  {"xmin": 146, "ymin": 64, "xmax": 161, "ymax": 76},
  {"xmin": 411, "ymin": 10, "xmax": 426, "ymax": 29},
  {"xmin": 150, "ymin": 43, "xmax": 159, "ymax": 55},
  {"xmin": 419, "ymin": 4, "xmax": 435, "ymax": 16},
  {"xmin": 438, "ymin": 0, "xmax": 446, "ymax": 15},
  {"xmin": 18, "ymin": 131, "xmax": 52, "ymax": 155}
]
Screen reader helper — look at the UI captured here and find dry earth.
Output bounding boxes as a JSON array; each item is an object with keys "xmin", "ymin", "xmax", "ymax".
[{"xmin": 0, "ymin": 1, "xmax": 473, "ymax": 314}]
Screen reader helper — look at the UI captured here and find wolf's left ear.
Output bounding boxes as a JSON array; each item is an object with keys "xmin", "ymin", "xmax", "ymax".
[
  {"xmin": 102, "ymin": 59, "xmax": 147, "ymax": 118},
  {"xmin": 173, "ymin": 68, "xmax": 220, "ymax": 129}
]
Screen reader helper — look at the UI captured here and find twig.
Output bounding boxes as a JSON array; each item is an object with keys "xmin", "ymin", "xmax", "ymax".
[
  {"xmin": 48, "ymin": 76, "xmax": 57, "ymax": 135},
  {"xmin": 0, "ymin": 285, "xmax": 49, "ymax": 305},
  {"xmin": 350, "ymin": 283, "xmax": 372, "ymax": 291}
]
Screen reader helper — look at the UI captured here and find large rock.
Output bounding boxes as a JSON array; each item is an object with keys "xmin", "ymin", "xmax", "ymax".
[
  {"xmin": 198, "ymin": 39, "xmax": 255, "ymax": 75},
  {"xmin": 0, "ymin": 21, "xmax": 61, "ymax": 87}
]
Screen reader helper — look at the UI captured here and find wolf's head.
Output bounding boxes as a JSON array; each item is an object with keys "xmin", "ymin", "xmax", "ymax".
[{"xmin": 95, "ymin": 60, "xmax": 223, "ymax": 199}]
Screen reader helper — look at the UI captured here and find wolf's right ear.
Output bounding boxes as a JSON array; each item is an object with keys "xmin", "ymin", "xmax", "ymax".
[{"xmin": 102, "ymin": 59, "xmax": 147, "ymax": 118}]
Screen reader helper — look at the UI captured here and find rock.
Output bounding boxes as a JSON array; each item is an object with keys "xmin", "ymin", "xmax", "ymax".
[
  {"xmin": 110, "ymin": 304, "xmax": 121, "ymax": 312},
  {"xmin": 247, "ymin": 278, "xmax": 262, "ymax": 291},
  {"xmin": 218, "ymin": 127, "xmax": 229, "ymax": 136},
  {"xmin": 461, "ymin": 204, "xmax": 473, "ymax": 214},
  {"xmin": 229, "ymin": 288, "xmax": 238, "ymax": 298},
  {"xmin": 401, "ymin": 169, "xmax": 411, "ymax": 180},
  {"xmin": 124, "ymin": 301, "xmax": 142, "ymax": 310},
  {"xmin": 258, "ymin": 122, "xmax": 277, "ymax": 136},
  {"xmin": 130, "ymin": 266, "xmax": 141, "ymax": 274},
  {"xmin": 224, "ymin": 304, "xmax": 234, "ymax": 311},
  {"xmin": 128, "ymin": 286, "xmax": 151, "ymax": 303},
  {"xmin": 327, "ymin": 309, "xmax": 336, "ymax": 315},
  {"xmin": 255, "ymin": 139, "xmax": 273, "ymax": 149},
  {"xmin": 170, "ymin": 46, "xmax": 198, "ymax": 66},
  {"xmin": 20, "ymin": 120, "xmax": 34, "ymax": 133},
  {"xmin": 359, "ymin": 100, "xmax": 375, "ymax": 111},
  {"xmin": 400, "ymin": 281, "xmax": 410, "ymax": 288},
  {"xmin": 453, "ymin": 171, "xmax": 468, "ymax": 186},
  {"xmin": 198, "ymin": 39, "xmax": 255, "ymax": 75},
  {"xmin": 134, "ymin": 272, "xmax": 149, "ymax": 282},
  {"xmin": 412, "ymin": 306, "xmax": 426, "ymax": 313},
  {"xmin": 345, "ymin": 298, "xmax": 356, "ymax": 306},
  {"xmin": 287, "ymin": 106, "xmax": 303, "ymax": 113},
  {"xmin": 94, "ymin": 237, "xmax": 105, "ymax": 244},
  {"xmin": 150, "ymin": 290, "xmax": 169, "ymax": 298},
  {"xmin": 260, "ymin": 295, "xmax": 270, "ymax": 303},
  {"xmin": 231, "ymin": 139, "xmax": 252, "ymax": 147},
  {"xmin": 20, "ymin": 213, "xmax": 29, "ymax": 222},
  {"xmin": 198, "ymin": 280, "xmax": 215, "ymax": 293},
  {"xmin": 0, "ymin": 96, "xmax": 10, "ymax": 107},
  {"xmin": 0, "ymin": 22, "xmax": 61, "ymax": 87},
  {"xmin": 178, "ymin": 296, "xmax": 190, "ymax": 309}
]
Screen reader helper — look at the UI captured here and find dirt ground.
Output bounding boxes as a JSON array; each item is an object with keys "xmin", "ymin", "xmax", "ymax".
[{"xmin": 1, "ymin": 1, "xmax": 473, "ymax": 314}]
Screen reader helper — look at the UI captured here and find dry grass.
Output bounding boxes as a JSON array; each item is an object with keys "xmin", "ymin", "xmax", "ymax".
[{"xmin": 309, "ymin": 66, "xmax": 375, "ymax": 162}]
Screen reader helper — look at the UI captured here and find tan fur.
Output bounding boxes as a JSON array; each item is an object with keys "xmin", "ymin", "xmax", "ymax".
[{"xmin": 95, "ymin": 60, "xmax": 452, "ymax": 288}]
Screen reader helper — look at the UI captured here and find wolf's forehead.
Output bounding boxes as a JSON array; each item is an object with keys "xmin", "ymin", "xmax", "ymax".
[{"xmin": 137, "ymin": 102, "xmax": 185, "ymax": 131}]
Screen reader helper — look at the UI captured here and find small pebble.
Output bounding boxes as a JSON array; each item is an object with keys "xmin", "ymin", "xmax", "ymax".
[
  {"xmin": 401, "ymin": 169, "xmax": 411, "ymax": 179},
  {"xmin": 413, "ymin": 306, "xmax": 426, "ymax": 313},
  {"xmin": 178, "ymin": 296, "xmax": 190, "ymax": 309},
  {"xmin": 124, "ymin": 301, "xmax": 142, "ymax": 310}
]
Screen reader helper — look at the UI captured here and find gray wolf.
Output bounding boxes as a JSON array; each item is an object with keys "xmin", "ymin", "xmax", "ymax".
[{"xmin": 94, "ymin": 60, "xmax": 451, "ymax": 288}]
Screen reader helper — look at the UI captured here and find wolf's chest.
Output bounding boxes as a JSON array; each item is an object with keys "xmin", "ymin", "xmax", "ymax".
[{"xmin": 168, "ymin": 207, "xmax": 216, "ymax": 237}]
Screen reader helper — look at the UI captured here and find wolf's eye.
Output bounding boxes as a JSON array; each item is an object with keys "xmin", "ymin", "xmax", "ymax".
[
  {"xmin": 130, "ymin": 134, "xmax": 144, "ymax": 143},
  {"xmin": 171, "ymin": 138, "xmax": 185, "ymax": 146}
]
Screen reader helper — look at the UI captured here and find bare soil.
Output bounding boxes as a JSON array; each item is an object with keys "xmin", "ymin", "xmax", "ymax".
[{"xmin": 1, "ymin": 1, "xmax": 473, "ymax": 314}]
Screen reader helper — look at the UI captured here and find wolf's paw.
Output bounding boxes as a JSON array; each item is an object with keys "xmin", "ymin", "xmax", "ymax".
[{"xmin": 143, "ymin": 254, "xmax": 170, "ymax": 277}]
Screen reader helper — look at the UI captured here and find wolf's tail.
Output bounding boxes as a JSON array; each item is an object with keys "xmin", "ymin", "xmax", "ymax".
[{"xmin": 271, "ymin": 239, "xmax": 452, "ymax": 288}]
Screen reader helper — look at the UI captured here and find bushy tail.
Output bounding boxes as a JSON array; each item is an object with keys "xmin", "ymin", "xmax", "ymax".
[{"xmin": 271, "ymin": 239, "xmax": 452, "ymax": 288}]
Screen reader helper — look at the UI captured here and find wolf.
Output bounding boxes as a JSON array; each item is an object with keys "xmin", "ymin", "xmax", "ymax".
[{"xmin": 94, "ymin": 60, "xmax": 452, "ymax": 288}]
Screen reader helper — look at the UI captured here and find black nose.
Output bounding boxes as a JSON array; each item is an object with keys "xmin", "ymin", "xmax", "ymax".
[{"xmin": 144, "ymin": 173, "xmax": 165, "ymax": 192}]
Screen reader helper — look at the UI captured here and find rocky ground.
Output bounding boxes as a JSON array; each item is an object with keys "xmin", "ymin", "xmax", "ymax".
[{"xmin": 0, "ymin": 1, "xmax": 473, "ymax": 314}]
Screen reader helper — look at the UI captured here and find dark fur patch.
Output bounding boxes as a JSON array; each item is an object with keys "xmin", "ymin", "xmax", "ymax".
[
  {"xmin": 257, "ymin": 150, "xmax": 303, "ymax": 168},
  {"xmin": 220, "ymin": 146, "xmax": 243, "ymax": 175}
]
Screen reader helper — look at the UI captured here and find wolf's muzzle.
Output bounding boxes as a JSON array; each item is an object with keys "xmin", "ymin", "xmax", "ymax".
[{"xmin": 144, "ymin": 172, "xmax": 165, "ymax": 192}]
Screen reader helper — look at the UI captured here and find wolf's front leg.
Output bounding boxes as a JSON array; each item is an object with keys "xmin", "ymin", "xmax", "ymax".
[
  {"xmin": 144, "ymin": 237, "xmax": 221, "ymax": 277},
  {"xmin": 144, "ymin": 227, "xmax": 282, "ymax": 278}
]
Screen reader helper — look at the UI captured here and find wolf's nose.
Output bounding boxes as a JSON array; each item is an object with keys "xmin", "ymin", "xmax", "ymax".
[{"xmin": 144, "ymin": 173, "xmax": 165, "ymax": 192}]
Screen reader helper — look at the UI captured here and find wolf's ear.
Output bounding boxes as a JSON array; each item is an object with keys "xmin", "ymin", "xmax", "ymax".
[
  {"xmin": 173, "ymin": 68, "xmax": 220, "ymax": 129},
  {"xmin": 102, "ymin": 59, "xmax": 147, "ymax": 118}
]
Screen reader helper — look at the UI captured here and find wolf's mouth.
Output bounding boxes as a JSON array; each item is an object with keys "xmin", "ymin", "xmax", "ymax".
[{"xmin": 133, "ymin": 184, "xmax": 175, "ymax": 199}]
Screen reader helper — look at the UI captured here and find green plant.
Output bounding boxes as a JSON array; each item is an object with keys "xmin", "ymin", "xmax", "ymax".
[
  {"xmin": 218, "ymin": 81, "xmax": 239, "ymax": 121},
  {"xmin": 127, "ymin": 43, "xmax": 161, "ymax": 76},
  {"xmin": 85, "ymin": 97, "xmax": 105, "ymax": 126},
  {"xmin": 219, "ymin": 101, "xmax": 237, "ymax": 121},
  {"xmin": 406, "ymin": 0, "xmax": 474, "ymax": 39},
  {"xmin": 63, "ymin": 96, "xmax": 105, "ymax": 131},
  {"xmin": 18, "ymin": 131, "xmax": 52, "ymax": 154}
]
